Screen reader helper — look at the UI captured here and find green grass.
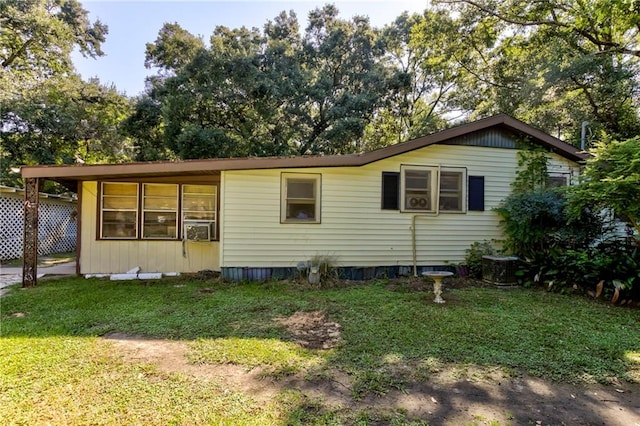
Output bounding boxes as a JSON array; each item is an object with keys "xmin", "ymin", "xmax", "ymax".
[{"xmin": 1, "ymin": 277, "xmax": 639, "ymax": 424}]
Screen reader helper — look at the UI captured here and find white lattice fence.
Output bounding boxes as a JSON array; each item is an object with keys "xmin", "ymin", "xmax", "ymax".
[{"xmin": 0, "ymin": 190, "xmax": 77, "ymax": 261}]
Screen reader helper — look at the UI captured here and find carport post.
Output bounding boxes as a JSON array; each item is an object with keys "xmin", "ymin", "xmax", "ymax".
[{"xmin": 22, "ymin": 177, "xmax": 40, "ymax": 287}]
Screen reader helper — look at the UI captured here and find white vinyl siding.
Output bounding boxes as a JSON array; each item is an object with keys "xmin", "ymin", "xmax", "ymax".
[{"xmin": 221, "ymin": 145, "xmax": 580, "ymax": 268}]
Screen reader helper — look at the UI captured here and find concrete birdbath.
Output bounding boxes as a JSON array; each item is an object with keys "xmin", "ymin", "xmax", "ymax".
[{"xmin": 422, "ymin": 271, "xmax": 454, "ymax": 303}]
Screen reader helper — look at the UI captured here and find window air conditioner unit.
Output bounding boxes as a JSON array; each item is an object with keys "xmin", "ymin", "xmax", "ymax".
[
  {"xmin": 408, "ymin": 196, "xmax": 428, "ymax": 208},
  {"xmin": 184, "ymin": 222, "xmax": 211, "ymax": 241}
]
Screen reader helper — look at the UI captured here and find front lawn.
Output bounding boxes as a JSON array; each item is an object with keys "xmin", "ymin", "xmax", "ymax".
[{"xmin": 1, "ymin": 277, "xmax": 639, "ymax": 424}]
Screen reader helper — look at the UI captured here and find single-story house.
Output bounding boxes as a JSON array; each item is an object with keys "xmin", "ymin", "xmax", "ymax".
[{"xmin": 20, "ymin": 114, "xmax": 587, "ymax": 282}]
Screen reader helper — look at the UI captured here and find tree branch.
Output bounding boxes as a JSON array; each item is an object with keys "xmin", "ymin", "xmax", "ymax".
[
  {"xmin": 2, "ymin": 38, "xmax": 35, "ymax": 68},
  {"xmin": 438, "ymin": 0, "xmax": 640, "ymax": 57}
]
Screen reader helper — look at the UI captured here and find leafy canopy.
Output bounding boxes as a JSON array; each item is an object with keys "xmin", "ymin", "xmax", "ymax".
[
  {"xmin": 0, "ymin": 0, "xmax": 132, "ymax": 191},
  {"xmin": 127, "ymin": 5, "xmax": 401, "ymax": 160},
  {"xmin": 432, "ymin": 0, "xmax": 640, "ymax": 142},
  {"xmin": 568, "ymin": 137, "xmax": 640, "ymax": 234},
  {"xmin": 0, "ymin": 0, "xmax": 107, "ymax": 93}
]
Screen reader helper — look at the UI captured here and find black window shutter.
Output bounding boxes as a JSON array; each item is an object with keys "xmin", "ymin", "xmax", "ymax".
[
  {"xmin": 468, "ymin": 176, "xmax": 485, "ymax": 211},
  {"xmin": 381, "ymin": 172, "xmax": 400, "ymax": 210}
]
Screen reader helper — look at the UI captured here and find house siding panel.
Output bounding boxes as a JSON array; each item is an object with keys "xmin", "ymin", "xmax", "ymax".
[
  {"xmin": 80, "ymin": 181, "xmax": 219, "ymax": 274},
  {"xmin": 221, "ymin": 144, "xmax": 577, "ymax": 268}
]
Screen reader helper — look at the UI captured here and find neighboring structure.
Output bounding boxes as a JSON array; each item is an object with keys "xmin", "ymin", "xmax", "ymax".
[
  {"xmin": 0, "ymin": 185, "xmax": 77, "ymax": 261},
  {"xmin": 20, "ymin": 114, "xmax": 587, "ymax": 281}
]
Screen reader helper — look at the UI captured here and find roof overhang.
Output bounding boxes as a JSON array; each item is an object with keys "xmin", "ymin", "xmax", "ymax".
[{"xmin": 21, "ymin": 114, "xmax": 588, "ymax": 186}]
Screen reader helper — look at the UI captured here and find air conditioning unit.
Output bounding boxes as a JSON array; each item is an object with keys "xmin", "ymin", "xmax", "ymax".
[
  {"xmin": 408, "ymin": 196, "xmax": 428, "ymax": 209},
  {"xmin": 184, "ymin": 222, "xmax": 212, "ymax": 241},
  {"xmin": 482, "ymin": 255, "xmax": 519, "ymax": 286}
]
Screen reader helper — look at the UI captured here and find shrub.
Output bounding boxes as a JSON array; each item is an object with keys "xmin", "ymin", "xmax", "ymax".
[
  {"xmin": 496, "ymin": 144, "xmax": 639, "ymax": 301},
  {"xmin": 494, "ymin": 189, "xmax": 603, "ymax": 262},
  {"xmin": 464, "ymin": 240, "xmax": 496, "ymax": 279},
  {"xmin": 546, "ymin": 239, "xmax": 640, "ymax": 300},
  {"xmin": 297, "ymin": 254, "xmax": 339, "ymax": 287},
  {"xmin": 499, "ymin": 190, "xmax": 639, "ymax": 300}
]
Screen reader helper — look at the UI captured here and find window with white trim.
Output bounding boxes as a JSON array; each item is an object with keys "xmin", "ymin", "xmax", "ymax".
[
  {"xmin": 400, "ymin": 165, "xmax": 466, "ymax": 213},
  {"xmin": 401, "ymin": 165, "xmax": 437, "ymax": 212},
  {"xmin": 281, "ymin": 173, "xmax": 321, "ymax": 223}
]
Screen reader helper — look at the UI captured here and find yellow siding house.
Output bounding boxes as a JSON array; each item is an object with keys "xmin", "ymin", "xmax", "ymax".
[{"xmin": 21, "ymin": 114, "xmax": 586, "ymax": 279}]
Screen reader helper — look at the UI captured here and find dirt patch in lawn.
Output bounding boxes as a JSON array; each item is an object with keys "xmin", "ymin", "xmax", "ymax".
[
  {"xmin": 103, "ymin": 310, "xmax": 640, "ymax": 426},
  {"xmin": 274, "ymin": 310, "xmax": 342, "ymax": 349}
]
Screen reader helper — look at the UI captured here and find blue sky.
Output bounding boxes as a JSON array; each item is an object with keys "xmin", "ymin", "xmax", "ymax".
[{"xmin": 73, "ymin": 1, "xmax": 429, "ymax": 97}]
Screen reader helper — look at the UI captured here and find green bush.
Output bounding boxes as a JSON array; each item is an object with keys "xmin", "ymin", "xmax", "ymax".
[
  {"xmin": 555, "ymin": 239, "xmax": 640, "ymax": 299},
  {"xmin": 497, "ymin": 189, "xmax": 639, "ymax": 299},
  {"xmin": 464, "ymin": 240, "xmax": 496, "ymax": 279},
  {"xmin": 494, "ymin": 189, "xmax": 603, "ymax": 262}
]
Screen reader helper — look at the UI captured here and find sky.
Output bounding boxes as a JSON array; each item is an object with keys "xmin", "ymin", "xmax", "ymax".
[{"xmin": 73, "ymin": 0, "xmax": 429, "ymax": 97}]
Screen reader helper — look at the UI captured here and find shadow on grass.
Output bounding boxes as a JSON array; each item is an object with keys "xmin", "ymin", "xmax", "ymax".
[{"xmin": 2, "ymin": 276, "xmax": 639, "ymax": 424}]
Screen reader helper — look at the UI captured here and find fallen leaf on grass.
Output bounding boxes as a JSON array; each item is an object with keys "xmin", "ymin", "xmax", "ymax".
[
  {"xmin": 611, "ymin": 288, "xmax": 620, "ymax": 304},
  {"xmin": 595, "ymin": 280, "xmax": 604, "ymax": 298}
]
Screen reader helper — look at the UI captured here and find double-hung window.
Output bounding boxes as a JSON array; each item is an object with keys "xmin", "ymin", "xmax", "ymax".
[
  {"xmin": 281, "ymin": 173, "xmax": 321, "ymax": 223},
  {"xmin": 439, "ymin": 168, "xmax": 466, "ymax": 212},
  {"xmin": 399, "ymin": 165, "xmax": 467, "ymax": 213}
]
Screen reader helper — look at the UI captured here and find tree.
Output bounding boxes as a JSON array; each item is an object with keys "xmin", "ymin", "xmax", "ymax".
[
  {"xmin": 121, "ymin": 91, "xmax": 174, "ymax": 162},
  {"xmin": 160, "ymin": 24, "xmax": 288, "ymax": 158},
  {"xmin": 0, "ymin": 0, "xmax": 133, "ymax": 190},
  {"xmin": 437, "ymin": 0, "xmax": 640, "ymax": 58},
  {"xmin": 0, "ymin": 0, "xmax": 107, "ymax": 96},
  {"xmin": 144, "ymin": 22, "xmax": 205, "ymax": 75},
  {"xmin": 433, "ymin": 0, "xmax": 640, "ymax": 142},
  {"xmin": 136, "ymin": 6, "xmax": 398, "ymax": 160},
  {"xmin": 1, "ymin": 76, "xmax": 133, "ymax": 188},
  {"xmin": 366, "ymin": 10, "xmax": 453, "ymax": 148},
  {"xmin": 568, "ymin": 137, "xmax": 640, "ymax": 234},
  {"xmin": 292, "ymin": 5, "xmax": 392, "ymax": 154}
]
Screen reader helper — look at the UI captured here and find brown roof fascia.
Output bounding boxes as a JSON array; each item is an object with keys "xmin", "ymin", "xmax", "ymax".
[
  {"xmin": 20, "ymin": 114, "xmax": 587, "ymax": 181},
  {"xmin": 359, "ymin": 114, "xmax": 588, "ymax": 164},
  {"xmin": 493, "ymin": 114, "xmax": 589, "ymax": 162},
  {"xmin": 20, "ymin": 155, "xmax": 363, "ymax": 180}
]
